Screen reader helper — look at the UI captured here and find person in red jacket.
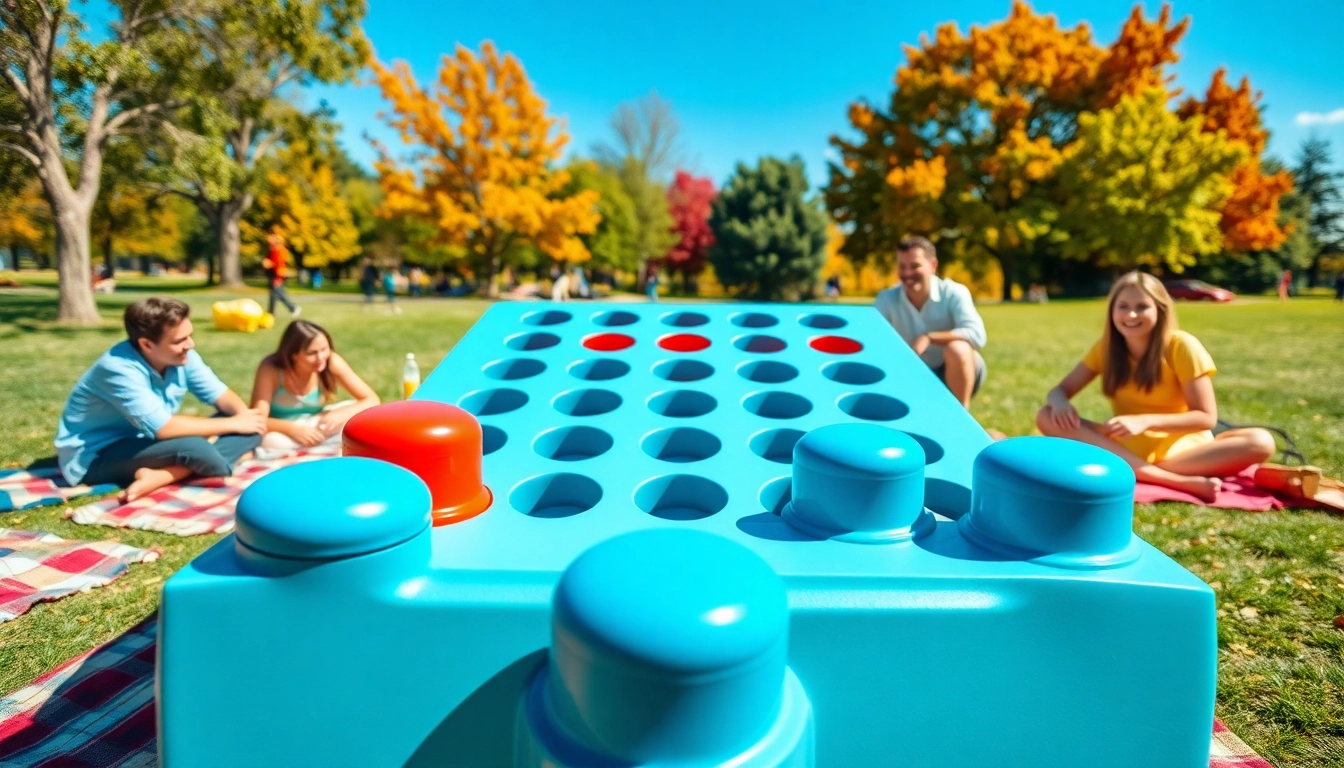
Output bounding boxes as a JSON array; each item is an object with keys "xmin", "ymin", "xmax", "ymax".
[{"xmin": 262, "ymin": 232, "xmax": 301, "ymax": 318}]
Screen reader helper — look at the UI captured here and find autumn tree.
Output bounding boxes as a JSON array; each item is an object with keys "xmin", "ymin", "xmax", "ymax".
[
  {"xmin": 370, "ymin": 43, "xmax": 599, "ymax": 296},
  {"xmin": 1178, "ymin": 69, "xmax": 1292, "ymax": 253},
  {"xmin": 152, "ymin": 0, "xmax": 368, "ymax": 287},
  {"xmin": 0, "ymin": 0, "xmax": 199, "ymax": 322},
  {"xmin": 241, "ymin": 142, "xmax": 360, "ymax": 271},
  {"xmin": 0, "ymin": 178, "xmax": 51, "ymax": 268},
  {"xmin": 563, "ymin": 160, "xmax": 639, "ymax": 274},
  {"xmin": 665, "ymin": 171, "xmax": 716, "ymax": 292},
  {"xmin": 1057, "ymin": 89, "xmax": 1243, "ymax": 272},
  {"xmin": 709, "ymin": 156, "xmax": 828, "ymax": 301},
  {"xmin": 826, "ymin": 2, "xmax": 1189, "ymax": 299}
]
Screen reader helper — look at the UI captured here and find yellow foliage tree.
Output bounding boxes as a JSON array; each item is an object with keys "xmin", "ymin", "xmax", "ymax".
[
  {"xmin": 92, "ymin": 188, "xmax": 190, "ymax": 269},
  {"xmin": 0, "ymin": 179, "xmax": 51, "ymax": 264},
  {"xmin": 242, "ymin": 144, "xmax": 361, "ymax": 270},
  {"xmin": 369, "ymin": 42, "xmax": 600, "ymax": 296}
]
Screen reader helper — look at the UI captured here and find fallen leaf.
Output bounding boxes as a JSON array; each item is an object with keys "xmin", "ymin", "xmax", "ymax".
[
  {"xmin": 1334, "ymin": 615, "xmax": 1344, "ymax": 629},
  {"xmin": 1208, "ymin": 581, "xmax": 1223, "ymax": 590},
  {"xmin": 1212, "ymin": 562, "xmax": 1225, "ymax": 570},
  {"xmin": 1239, "ymin": 606, "xmax": 1260, "ymax": 620},
  {"xmin": 76, "ymin": 616, "xmax": 91, "ymax": 624},
  {"xmin": 1312, "ymin": 414, "xmax": 1323, "ymax": 422},
  {"xmin": 1297, "ymin": 398, "xmax": 1308, "ymax": 406},
  {"xmin": 140, "ymin": 576, "xmax": 163, "ymax": 586}
]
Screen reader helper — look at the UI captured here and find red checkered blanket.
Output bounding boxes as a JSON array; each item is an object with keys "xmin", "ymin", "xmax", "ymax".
[
  {"xmin": 0, "ymin": 619, "xmax": 1275, "ymax": 767},
  {"xmin": 0, "ymin": 468, "xmax": 116, "ymax": 513},
  {"xmin": 0, "ymin": 530, "xmax": 159, "ymax": 623},
  {"xmin": 65, "ymin": 445, "xmax": 340, "ymax": 537}
]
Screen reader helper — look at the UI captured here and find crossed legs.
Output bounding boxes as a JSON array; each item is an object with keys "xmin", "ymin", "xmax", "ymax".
[{"xmin": 1035, "ymin": 409, "xmax": 1276, "ymax": 502}]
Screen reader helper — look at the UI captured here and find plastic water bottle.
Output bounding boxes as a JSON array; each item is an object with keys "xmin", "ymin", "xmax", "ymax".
[{"xmin": 402, "ymin": 353, "xmax": 421, "ymax": 399}]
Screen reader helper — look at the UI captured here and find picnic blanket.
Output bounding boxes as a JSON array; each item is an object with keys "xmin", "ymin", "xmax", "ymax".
[
  {"xmin": 0, "ymin": 618, "xmax": 1276, "ymax": 768},
  {"xmin": 1135, "ymin": 468, "xmax": 1287, "ymax": 511},
  {"xmin": 0, "ymin": 530, "xmax": 159, "ymax": 623},
  {"xmin": 66, "ymin": 444, "xmax": 341, "ymax": 537},
  {"xmin": 0, "ymin": 468, "xmax": 116, "ymax": 513}
]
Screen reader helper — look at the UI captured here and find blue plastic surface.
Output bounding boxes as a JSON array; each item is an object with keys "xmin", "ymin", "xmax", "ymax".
[{"xmin": 158, "ymin": 302, "xmax": 1216, "ymax": 767}]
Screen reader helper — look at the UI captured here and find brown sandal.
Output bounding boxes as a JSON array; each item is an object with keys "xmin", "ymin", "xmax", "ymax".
[{"xmin": 1253, "ymin": 464, "xmax": 1344, "ymax": 513}]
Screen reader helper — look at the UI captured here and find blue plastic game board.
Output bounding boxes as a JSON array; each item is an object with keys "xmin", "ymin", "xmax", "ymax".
[{"xmin": 158, "ymin": 302, "xmax": 1216, "ymax": 767}]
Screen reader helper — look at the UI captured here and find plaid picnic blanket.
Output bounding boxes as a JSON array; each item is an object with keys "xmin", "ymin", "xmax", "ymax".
[
  {"xmin": 0, "ymin": 530, "xmax": 159, "ymax": 623},
  {"xmin": 0, "ymin": 618, "xmax": 1276, "ymax": 768},
  {"xmin": 0, "ymin": 468, "xmax": 116, "ymax": 513},
  {"xmin": 65, "ymin": 444, "xmax": 341, "ymax": 537}
]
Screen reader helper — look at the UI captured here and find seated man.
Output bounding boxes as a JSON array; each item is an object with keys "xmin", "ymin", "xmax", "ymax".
[
  {"xmin": 874, "ymin": 236, "xmax": 987, "ymax": 408},
  {"xmin": 55, "ymin": 298, "xmax": 266, "ymax": 501}
]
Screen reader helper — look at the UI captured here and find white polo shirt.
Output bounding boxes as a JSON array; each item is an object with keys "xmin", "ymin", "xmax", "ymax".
[{"xmin": 874, "ymin": 276, "xmax": 987, "ymax": 369}]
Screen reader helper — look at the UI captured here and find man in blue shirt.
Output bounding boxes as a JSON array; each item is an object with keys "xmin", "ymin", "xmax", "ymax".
[
  {"xmin": 56, "ymin": 298, "xmax": 266, "ymax": 501},
  {"xmin": 874, "ymin": 236, "xmax": 988, "ymax": 409}
]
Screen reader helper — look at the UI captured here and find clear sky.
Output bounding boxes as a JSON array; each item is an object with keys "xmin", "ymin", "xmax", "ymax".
[{"xmin": 309, "ymin": 0, "xmax": 1344, "ymax": 189}]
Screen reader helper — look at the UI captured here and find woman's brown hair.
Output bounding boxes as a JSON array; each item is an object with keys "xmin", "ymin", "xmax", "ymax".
[
  {"xmin": 1101, "ymin": 271, "xmax": 1178, "ymax": 397},
  {"xmin": 270, "ymin": 320, "xmax": 338, "ymax": 402}
]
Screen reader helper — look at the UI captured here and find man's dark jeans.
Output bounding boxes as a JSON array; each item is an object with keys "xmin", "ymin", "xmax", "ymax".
[{"xmin": 82, "ymin": 429, "xmax": 262, "ymax": 487}]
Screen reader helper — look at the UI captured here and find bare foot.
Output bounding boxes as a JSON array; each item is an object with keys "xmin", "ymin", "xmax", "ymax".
[
  {"xmin": 1175, "ymin": 475, "xmax": 1223, "ymax": 503},
  {"xmin": 121, "ymin": 465, "xmax": 192, "ymax": 502}
]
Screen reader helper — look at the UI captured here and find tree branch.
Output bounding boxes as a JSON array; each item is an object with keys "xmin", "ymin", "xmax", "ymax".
[
  {"xmin": 1, "ymin": 63, "xmax": 32, "ymax": 103},
  {"xmin": 0, "ymin": 139, "xmax": 41, "ymax": 168},
  {"xmin": 250, "ymin": 128, "xmax": 285, "ymax": 166},
  {"xmin": 103, "ymin": 100, "xmax": 185, "ymax": 136}
]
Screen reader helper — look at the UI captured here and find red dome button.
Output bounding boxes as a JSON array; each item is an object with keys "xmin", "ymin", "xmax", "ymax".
[{"xmin": 342, "ymin": 401, "xmax": 492, "ymax": 526}]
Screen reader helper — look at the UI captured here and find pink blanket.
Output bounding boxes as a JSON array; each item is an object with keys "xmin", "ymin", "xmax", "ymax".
[{"xmin": 1134, "ymin": 468, "xmax": 1286, "ymax": 511}]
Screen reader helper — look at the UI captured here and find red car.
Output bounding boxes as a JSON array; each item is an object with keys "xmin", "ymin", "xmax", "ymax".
[{"xmin": 1163, "ymin": 279, "xmax": 1235, "ymax": 302}]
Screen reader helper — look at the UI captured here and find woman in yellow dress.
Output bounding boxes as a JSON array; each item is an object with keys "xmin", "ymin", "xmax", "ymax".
[{"xmin": 1037, "ymin": 272, "xmax": 1276, "ymax": 502}]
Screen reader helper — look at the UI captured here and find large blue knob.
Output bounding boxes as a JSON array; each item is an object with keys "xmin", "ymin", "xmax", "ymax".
[
  {"xmin": 235, "ymin": 457, "xmax": 431, "ymax": 560},
  {"xmin": 782, "ymin": 423, "xmax": 926, "ymax": 543},
  {"xmin": 544, "ymin": 529, "xmax": 793, "ymax": 763},
  {"xmin": 959, "ymin": 436, "xmax": 1141, "ymax": 568}
]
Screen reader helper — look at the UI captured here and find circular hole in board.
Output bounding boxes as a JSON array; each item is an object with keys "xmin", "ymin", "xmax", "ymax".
[
  {"xmin": 749, "ymin": 428, "xmax": 805, "ymax": 464},
  {"xmin": 591, "ymin": 310, "xmax": 639, "ymax": 327},
  {"xmin": 733, "ymin": 334, "xmax": 787, "ymax": 354},
  {"xmin": 736, "ymin": 360, "xmax": 798, "ymax": 384},
  {"xmin": 481, "ymin": 425, "xmax": 508, "ymax": 456},
  {"xmin": 659, "ymin": 311, "xmax": 709, "ymax": 327},
  {"xmin": 458, "ymin": 388, "xmax": 529, "ymax": 416},
  {"xmin": 482, "ymin": 358, "xmax": 546, "ymax": 381},
  {"xmin": 742, "ymin": 391, "xmax": 812, "ymax": 420},
  {"xmin": 532, "ymin": 426, "xmax": 614, "ymax": 461},
  {"xmin": 821, "ymin": 361, "xmax": 885, "ymax": 385},
  {"xmin": 552, "ymin": 388, "xmax": 623, "ymax": 417},
  {"xmin": 836, "ymin": 392, "xmax": 910, "ymax": 422},
  {"xmin": 521, "ymin": 310, "xmax": 572, "ymax": 326},
  {"xmin": 568, "ymin": 358, "xmax": 631, "ymax": 381},
  {"xmin": 799, "ymin": 313, "xmax": 847, "ymax": 329},
  {"xmin": 657, "ymin": 333, "xmax": 711, "ymax": 352},
  {"xmin": 651, "ymin": 359, "xmax": 714, "ymax": 382},
  {"xmin": 729, "ymin": 312, "xmax": 779, "ymax": 328},
  {"xmin": 634, "ymin": 474, "xmax": 728, "ymax": 521},
  {"xmin": 582, "ymin": 333, "xmax": 635, "ymax": 352},
  {"xmin": 647, "ymin": 390, "xmax": 718, "ymax": 418},
  {"xmin": 505, "ymin": 332, "xmax": 560, "ymax": 351},
  {"xmin": 809, "ymin": 335, "xmax": 863, "ymax": 354},
  {"xmin": 640, "ymin": 427, "xmax": 722, "ymax": 463},
  {"xmin": 510, "ymin": 473, "xmax": 602, "ymax": 518}
]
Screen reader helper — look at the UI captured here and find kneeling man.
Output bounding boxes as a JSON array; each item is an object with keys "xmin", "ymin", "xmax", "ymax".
[
  {"xmin": 56, "ymin": 298, "xmax": 266, "ymax": 501},
  {"xmin": 875, "ymin": 236, "xmax": 988, "ymax": 408}
]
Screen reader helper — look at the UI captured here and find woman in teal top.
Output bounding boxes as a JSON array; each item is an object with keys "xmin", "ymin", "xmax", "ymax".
[{"xmin": 250, "ymin": 320, "xmax": 380, "ymax": 452}]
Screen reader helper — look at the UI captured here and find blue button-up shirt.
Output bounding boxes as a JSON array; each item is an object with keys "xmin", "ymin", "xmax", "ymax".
[{"xmin": 55, "ymin": 341, "xmax": 229, "ymax": 483}]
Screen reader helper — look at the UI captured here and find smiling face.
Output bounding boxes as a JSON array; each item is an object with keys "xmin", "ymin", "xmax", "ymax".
[
  {"xmin": 1110, "ymin": 285, "xmax": 1160, "ymax": 345},
  {"xmin": 139, "ymin": 318, "xmax": 195, "ymax": 370},
  {"xmin": 293, "ymin": 332, "xmax": 332, "ymax": 374},
  {"xmin": 896, "ymin": 246, "xmax": 936, "ymax": 295}
]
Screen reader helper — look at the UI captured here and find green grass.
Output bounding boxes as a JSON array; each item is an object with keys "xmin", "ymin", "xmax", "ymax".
[{"xmin": 2, "ymin": 276, "xmax": 1343, "ymax": 765}]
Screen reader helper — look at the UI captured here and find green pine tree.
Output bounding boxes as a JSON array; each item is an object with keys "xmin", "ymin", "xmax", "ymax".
[{"xmin": 709, "ymin": 156, "xmax": 829, "ymax": 301}]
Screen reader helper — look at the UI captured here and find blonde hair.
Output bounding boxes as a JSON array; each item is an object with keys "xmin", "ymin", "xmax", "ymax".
[{"xmin": 1101, "ymin": 271, "xmax": 1178, "ymax": 397}]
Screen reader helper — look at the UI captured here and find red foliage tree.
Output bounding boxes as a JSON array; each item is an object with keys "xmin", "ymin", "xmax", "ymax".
[{"xmin": 665, "ymin": 171, "xmax": 717, "ymax": 290}]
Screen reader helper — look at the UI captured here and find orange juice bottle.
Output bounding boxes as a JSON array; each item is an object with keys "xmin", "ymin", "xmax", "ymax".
[{"xmin": 402, "ymin": 353, "xmax": 421, "ymax": 399}]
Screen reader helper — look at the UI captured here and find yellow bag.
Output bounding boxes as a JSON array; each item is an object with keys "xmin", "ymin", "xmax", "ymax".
[{"xmin": 211, "ymin": 299, "xmax": 275, "ymax": 333}]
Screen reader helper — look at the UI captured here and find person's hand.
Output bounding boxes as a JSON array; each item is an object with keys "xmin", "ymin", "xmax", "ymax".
[
  {"xmin": 228, "ymin": 409, "xmax": 267, "ymax": 435},
  {"xmin": 1101, "ymin": 415, "xmax": 1150, "ymax": 439},
  {"xmin": 287, "ymin": 423, "xmax": 327, "ymax": 447},
  {"xmin": 911, "ymin": 334, "xmax": 932, "ymax": 355},
  {"xmin": 1046, "ymin": 401, "xmax": 1081, "ymax": 432}
]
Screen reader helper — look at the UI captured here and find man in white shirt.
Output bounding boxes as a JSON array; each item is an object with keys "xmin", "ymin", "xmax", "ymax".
[{"xmin": 874, "ymin": 236, "xmax": 987, "ymax": 409}]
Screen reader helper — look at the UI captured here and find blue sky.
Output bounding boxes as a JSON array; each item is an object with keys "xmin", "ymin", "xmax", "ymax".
[{"xmin": 310, "ymin": 0, "xmax": 1344, "ymax": 188}]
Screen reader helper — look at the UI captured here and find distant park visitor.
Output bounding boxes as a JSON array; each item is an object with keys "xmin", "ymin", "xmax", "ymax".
[
  {"xmin": 54, "ymin": 298, "xmax": 265, "ymax": 501},
  {"xmin": 263, "ymin": 232, "xmax": 301, "ymax": 318},
  {"xmin": 1037, "ymin": 271, "xmax": 1276, "ymax": 502},
  {"xmin": 874, "ymin": 236, "xmax": 987, "ymax": 409}
]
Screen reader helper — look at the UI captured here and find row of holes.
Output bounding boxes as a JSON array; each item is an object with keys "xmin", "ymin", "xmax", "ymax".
[
  {"xmin": 482, "ymin": 422, "xmax": 945, "ymax": 465},
  {"xmin": 463, "ymin": 387, "xmax": 912, "ymax": 421},
  {"xmin": 486, "ymin": 357, "xmax": 886, "ymax": 386},
  {"xmin": 522, "ymin": 309, "xmax": 847, "ymax": 330},
  {"xmin": 506, "ymin": 331, "xmax": 862, "ymax": 355}
]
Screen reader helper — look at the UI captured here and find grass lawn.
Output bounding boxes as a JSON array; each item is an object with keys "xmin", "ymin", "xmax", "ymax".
[{"xmin": 2, "ymin": 274, "xmax": 1343, "ymax": 765}]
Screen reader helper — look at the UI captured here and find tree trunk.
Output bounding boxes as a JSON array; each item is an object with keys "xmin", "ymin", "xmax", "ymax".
[
  {"xmin": 9, "ymin": 246, "xmax": 18, "ymax": 270},
  {"xmin": 999, "ymin": 251, "xmax": 1016, "ymax": 302},
  {"xmin": 217, "ymin": 200, "xmax": 245, "ymax": 287},
  {"xmin": 480, "ymin": 252, "xmax": 500, "ymax": 298},
  {"xmin": 53, "ymin": 200, "xmax": 101, "ymax": 324},
  {"xmin": 102, "ymin": 232, "xmax": 116, "ymax": 277}
]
